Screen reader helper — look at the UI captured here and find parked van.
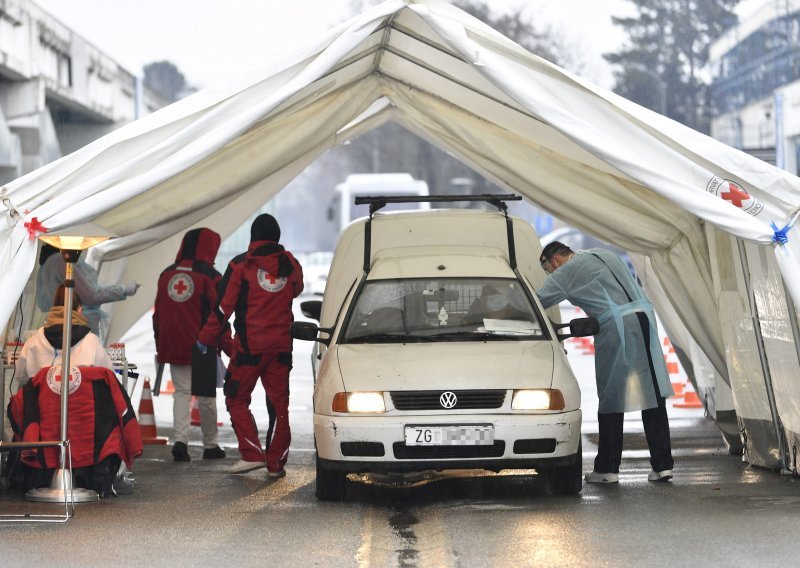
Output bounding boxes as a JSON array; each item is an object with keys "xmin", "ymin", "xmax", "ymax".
[
  {"xmin": 292, "ymin": 195, "xmax": 597, "ymax": 500},
  {"xmin": 329, "ymin": 173, "xmax": 429, "ymax": 233}
]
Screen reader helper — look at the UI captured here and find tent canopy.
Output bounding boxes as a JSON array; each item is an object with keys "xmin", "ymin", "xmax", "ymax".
[{"xmin": 2, "ymin": 0, "xmax": 800, "ymax": 385}]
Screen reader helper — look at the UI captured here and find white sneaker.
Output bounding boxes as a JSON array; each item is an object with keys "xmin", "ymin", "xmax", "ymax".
[
  {"xmin": 584, "ymin": 471, "xmax": 619, "ymax": 484},
  {"xmin": 267, "ymin": 468, "xmax": 286, "ymax": 478},
  {"xmin": 648, "ymin": 469, "xmax": 673, "ymax": 482},
  {"xmin": 228, "ymin": 460, "xmax": 266, "ymax": 474}
]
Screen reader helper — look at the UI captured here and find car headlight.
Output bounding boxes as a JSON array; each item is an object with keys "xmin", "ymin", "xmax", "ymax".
[
  {"xmin": 511, "ymin": 389, "xmax": 565, "ymax": 410},
  {"xmin": 332, "ymin": 391, "xmax": 386, "ymax": 413}
]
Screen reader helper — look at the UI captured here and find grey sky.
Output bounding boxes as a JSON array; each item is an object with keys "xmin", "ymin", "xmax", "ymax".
[{"xmin": 34, "ymin": 0, "xmax": 763, "ymax": 90}]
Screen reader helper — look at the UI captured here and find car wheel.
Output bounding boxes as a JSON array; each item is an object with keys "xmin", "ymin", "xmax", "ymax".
[
  {"xmin": 315, "ymin": 455, "xmax": 347, "ymax": 501},
  {"xmin": 545, "ymin": 439, "xmax": 583, "ymax": 496}
]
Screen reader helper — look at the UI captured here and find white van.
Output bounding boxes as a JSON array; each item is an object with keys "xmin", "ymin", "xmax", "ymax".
[
  {"xmin": 292, "ymin": 195, "xmax": 597, "ymax": 500},
  {"xmin": 330, "ymin": 173, "xmax": 430, "ymax": 233}
]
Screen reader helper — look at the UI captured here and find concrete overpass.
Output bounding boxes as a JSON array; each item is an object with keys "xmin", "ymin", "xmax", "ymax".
[{"xmin": 0, "ymin": 0, "xmax": 168, "ymax": 185}]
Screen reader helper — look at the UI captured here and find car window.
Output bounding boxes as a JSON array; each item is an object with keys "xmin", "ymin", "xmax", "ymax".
[{"xmin": 342, "ymin": 278, "xmax": 546, "ymax": 343}]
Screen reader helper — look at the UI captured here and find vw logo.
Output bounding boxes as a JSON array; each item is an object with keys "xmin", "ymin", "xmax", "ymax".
[{"xmin": 439, "ymin": 391, "xmax": 457, "ymax": 409}]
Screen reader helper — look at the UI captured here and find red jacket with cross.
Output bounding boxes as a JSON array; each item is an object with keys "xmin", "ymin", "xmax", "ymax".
[
  {"xmin": 8, "ymin": 365, "xmax": 143, "ymax": 469},
  {"xmin": 199, "ymin": 240, "xmax": 303, "ymax": 355},
  {"xmin": 153, "ymin": 228, "xmax": 230, "ymax": 365}
]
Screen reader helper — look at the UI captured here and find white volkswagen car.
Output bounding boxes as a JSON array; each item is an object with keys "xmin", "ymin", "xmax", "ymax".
[{"xmin": 292, "ymin": 196, "xmax": 596, "ymax": 500}]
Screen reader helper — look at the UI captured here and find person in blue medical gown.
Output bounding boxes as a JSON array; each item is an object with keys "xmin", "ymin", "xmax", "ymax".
[
  {"xmin": 536, "ymin": 241, "xmax": 674, "ymax": 484},
  {"xmin": 36, "ymin": 244, "xmax": 139, "ymax": 342}
]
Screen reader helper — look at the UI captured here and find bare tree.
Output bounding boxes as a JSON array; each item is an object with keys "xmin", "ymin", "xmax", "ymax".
[{"xmin": 605, "ymin": 0, "xmax": 740, "ymax": 132}]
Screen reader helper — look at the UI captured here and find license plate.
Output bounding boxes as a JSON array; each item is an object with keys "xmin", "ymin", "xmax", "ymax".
[{"xmin": 404, "ymin": 425, "xmax": 494, "ymax": 446}]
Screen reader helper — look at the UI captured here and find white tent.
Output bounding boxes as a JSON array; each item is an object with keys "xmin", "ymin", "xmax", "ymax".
[{"xmin": 2, "ymin": 0, "xmax": 799, "ymax": 472}]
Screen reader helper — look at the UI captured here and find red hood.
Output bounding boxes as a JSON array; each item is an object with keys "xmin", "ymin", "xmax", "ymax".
[
  {"xmin": 246, "ymin": 240, "xmax": 295, "ymax": 276},
  {"xmin": 176, "ymin": 228, "xmax": 221, "ymax": 265}
]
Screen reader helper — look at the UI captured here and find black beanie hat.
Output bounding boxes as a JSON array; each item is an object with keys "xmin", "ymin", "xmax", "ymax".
[{"xmin": 250, "ymin": 213, "xmax": 281, "ymax": 243}]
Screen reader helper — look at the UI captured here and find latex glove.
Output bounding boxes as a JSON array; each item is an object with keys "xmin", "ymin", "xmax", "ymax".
[
  {"xmin": 196, "ymin": 341, "xmax": 208, "ymax": 355},
  {"xmin": 125, "ymin": 281, "xmax": 141, "ymax": 296}
]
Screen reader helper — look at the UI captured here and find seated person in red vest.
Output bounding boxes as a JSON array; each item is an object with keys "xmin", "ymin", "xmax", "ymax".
[
  {"xmin": 13, "ymin": 286, "xmax": 113, "ymax": 390},
  {"xmin": 7, "ymin": 365, "xmax": 143, "ymax": 498}
]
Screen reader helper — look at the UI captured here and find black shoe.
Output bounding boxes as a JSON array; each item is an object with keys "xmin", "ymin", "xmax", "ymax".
[
  {"xmin": 202, "ymin": 446, "xmax": 226, "ymax": 460},
  {"xmin": 172, "ymin": 442, "xmax": 191, "ymax": 462}
]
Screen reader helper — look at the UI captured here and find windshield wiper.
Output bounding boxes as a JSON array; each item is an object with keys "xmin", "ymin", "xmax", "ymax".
[
  {"xmin": 346, "ymin": 333, "xmax": 435, "ymax": 344},
  {"xmin": 430, "ymin": 331, "xmax": 526, "ymax": 341}
]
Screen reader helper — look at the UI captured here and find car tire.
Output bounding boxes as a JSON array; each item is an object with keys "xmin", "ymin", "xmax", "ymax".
[
  {"xmin": 545, "ymin": 439, "xmax": 583, "ymax": 496},
  {"xmin": 315, "ymin": 455, "xmax": 347, "ymax": 501}
]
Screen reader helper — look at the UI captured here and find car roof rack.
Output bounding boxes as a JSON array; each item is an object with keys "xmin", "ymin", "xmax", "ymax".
[
  {"xmin": 355, "ymin": 193, "xmax": 523, "ymax": 274},
  {"xmin": 354, "ymin": 193, "xmax": 521, "ymax": 216}
]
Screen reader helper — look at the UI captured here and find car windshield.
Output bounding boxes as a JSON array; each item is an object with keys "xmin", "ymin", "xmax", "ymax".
[{"xmin": 342, "ymin": 278, "xmax": 546, "ymax": 343}]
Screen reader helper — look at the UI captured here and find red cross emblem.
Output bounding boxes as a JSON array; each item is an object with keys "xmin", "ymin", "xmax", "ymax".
[
  {"xmin": 720, "ymin": 182, "xmax": 750, "ymax": 208},
  {"xmin": 706, "ymin": 176, "xmax": 764, "ymax": 217},
  {"xmin": 167, "ymin": 273, "xmax": 195, "ymax": 302},
  {"xmin": 173, "ymin": 279, "xmax": 189, "ymax": 295},
  {"xmin": 257, "ymin": 268, "xmax": 287, "ymax": 292},
  {"xmin": 46, "ymin": 366, "xmax": 82, "ymax": 395}
]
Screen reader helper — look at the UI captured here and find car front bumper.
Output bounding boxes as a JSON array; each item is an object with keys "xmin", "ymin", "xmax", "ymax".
[{"xmin": 314, "ymin": 409, "xmax": 581, "ymax": 474}]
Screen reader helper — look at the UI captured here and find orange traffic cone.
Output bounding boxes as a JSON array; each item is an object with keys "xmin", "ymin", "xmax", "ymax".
[
  {"xmin": 138, "ymin": 379, "xmax": 168, "ymax": 444},
  {"xmin": 161, "ymin": 379, "xmax": 175, "ymax": 395},
  {"xmin": 190, "ymin": 396, "xmax": 224, "ymax": 426},
  {"xmin": 674, "ymin": 386, "xmax": 703, "ymax": 409},
  {"xmin": 190, "ymin": 396, "xmax": 201, "ymax": 426},
  {"xmin": 662, "ymin": 337, "xmax": 684, "ymax": 395}
]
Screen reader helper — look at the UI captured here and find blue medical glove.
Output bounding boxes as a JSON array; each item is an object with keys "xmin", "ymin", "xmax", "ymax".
[
  {"xmin": 196, "ymin": 341, "xmax": 208, "ymax": 355},
  {"xmin": 124, "ymin": 281, "xmax": 140, "ymax": 296}
]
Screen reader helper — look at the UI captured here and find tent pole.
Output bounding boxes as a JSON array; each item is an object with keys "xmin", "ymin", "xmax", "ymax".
[
  {"xmin": 736, "ymin": 239, "xmax": 790, "ymax": 473},
  {"xmin": 782, "ymin": 278, "xmax": 800, "ymax": 375},
  {"xmin": 781, "ymin": 276, "xmax": 800, "ymax": 473}
]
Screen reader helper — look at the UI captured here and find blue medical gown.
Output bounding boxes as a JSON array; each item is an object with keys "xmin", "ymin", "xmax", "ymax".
[
  {"xmin": 536, "ymin": 249, "xmax": 673, "ymax": 413},
  {"xmin": 36, "ymin": 254, "xmax": 127, "ymax": 337}
]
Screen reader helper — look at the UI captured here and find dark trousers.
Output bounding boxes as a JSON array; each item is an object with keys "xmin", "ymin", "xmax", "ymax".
[
  {"xmin": 594, "ymin": 397, "xmax": 674, "ymax": 474},
  {"xmin": 22, "ymin": 454, "xmax": 122, "ymax": 497}
]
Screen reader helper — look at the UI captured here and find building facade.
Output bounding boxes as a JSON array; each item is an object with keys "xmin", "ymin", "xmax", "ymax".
[
  {"xmin": 0, "ymin": 0, "xmax": 168, "ymax": 185},
  {"xmin": 709, "ymin": 0, "xmax": 800, "ymax": 174}
]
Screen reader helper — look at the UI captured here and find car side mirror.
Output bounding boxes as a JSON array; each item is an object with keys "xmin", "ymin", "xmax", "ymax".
[
  {"xmin": 290, "ymin": 321, "xmax": 332, "ymax": 345},
  {"xmin": 553, "ymin": 317, "xmax": 599, "ymax": 341},
  {"xmin": 300, "ymin": 300, "xmax": 322, "ymax": 321},
  {"xmin": 570, "ymin": 317, "xmax": 599, "ymax": 337}
]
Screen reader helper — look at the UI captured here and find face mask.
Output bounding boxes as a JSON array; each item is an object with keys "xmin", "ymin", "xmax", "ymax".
[{"xmin": 485, "ymin": 294, "xmax": 509, "ymax": 311}]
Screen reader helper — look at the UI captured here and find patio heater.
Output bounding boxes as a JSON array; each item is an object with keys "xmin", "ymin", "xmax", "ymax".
[{"xmin": 26, "ymin": 224, "xmax": 113, "ymax": 503}]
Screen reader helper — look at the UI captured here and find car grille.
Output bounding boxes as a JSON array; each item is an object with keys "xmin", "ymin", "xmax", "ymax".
[
  {"xmin": 390, "ymin": 390, "xmax": 506, "ymax": 410},
  {"xmin": 393, "ymin": 441, "xmax": 505, "ymax": 459}
]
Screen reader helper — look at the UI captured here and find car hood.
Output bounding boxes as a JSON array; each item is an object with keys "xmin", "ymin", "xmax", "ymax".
[{"xmin": 336, "ymin": 341, "xmax": 555, "ymax": 392}]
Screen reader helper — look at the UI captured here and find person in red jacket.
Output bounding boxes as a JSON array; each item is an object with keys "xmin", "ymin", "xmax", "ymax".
[
  {"xmin": 8, "ymin": 365, "xmax": 143, "ymax": 498},
  {"xmin": 198, "ymin": 214, "xmax": 303, "ymax": 476},
  {"xmin": 153, "ymin": 228, "xmax": 229, "ymax": 462}
]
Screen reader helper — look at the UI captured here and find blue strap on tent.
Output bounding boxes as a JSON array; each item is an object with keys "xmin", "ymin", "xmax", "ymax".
[
  {"xmin": 774, "ymin": 205, "xmax": 800, "ymax": 246},
  {"xmin": 771, "ymin": 221, "xmax": 791, "ymax": 245}
]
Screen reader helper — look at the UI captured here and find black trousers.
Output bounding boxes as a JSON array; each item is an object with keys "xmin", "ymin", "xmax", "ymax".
[
  {"xmin": 594, "ymin": 397, "xmax": 674, "ymax": 474},
  {"xmin": 22, "ymin": 454, "xmax": 122, "ymax": 498}
]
